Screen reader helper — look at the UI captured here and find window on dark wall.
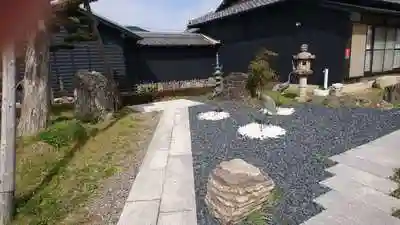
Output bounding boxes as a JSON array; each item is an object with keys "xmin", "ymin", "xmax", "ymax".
[{"xmin": 364, "ymin": 25, "xmax": 400, "ymax": 73}]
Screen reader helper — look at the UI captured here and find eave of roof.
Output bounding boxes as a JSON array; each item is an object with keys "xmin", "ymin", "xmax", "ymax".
[
  {"xmin": 380, "ymin": 0, "xmax": 400, "ymax": 4},
  {"xmin": 126, "ymin": 26, "xmax": 149, "ymax": 32},
  {"xmin": 322, "ymin": 0, "xmax": 400, "ymax": 15},
  {"xmin": 77, "ymin": 9, "xmax": 141, "ymax": 39},
  {"xmin": 133, "ymin": 31, "xmax": 220, "ymax": 46},
  {"xmin": 188, "ymin": 0, "xmax": 285, "ymax": 27},
  {"xmin": 77, "ymin": 9, "xmax": 219, "ymax": 46},
  {"xmin": 188, "ymin": 0, "xmax": 400, "ymax": 27}
]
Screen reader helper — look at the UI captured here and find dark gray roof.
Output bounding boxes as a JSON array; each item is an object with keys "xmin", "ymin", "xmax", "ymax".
[
  {"xmin": 134, "ymin": 32, "xmax": 220, "ymax": 46},
  {"xmin": 126, "ymin": 26, "xmax": 149, "ymax": 32},
  {"xmin": 185, "ymin": 28, "xmax": 201, "ymax": 33},
  {"xmin": 188, "ymin": 0, "xmax": 400, "ymax": 27},
  {"xmin": 78, "ymin": 9, "xmax": 141, "ymax": 39},
  {"xmin": 188, "ymin": 0, "xmax": 285, "ymax": 27},
  {"xmin": 78, "ymin": 9, "xmax": 220, "ymax": 46},
  {"xmin": 381, "ymin": 0, "xmax": 400, "ymax": 4}
]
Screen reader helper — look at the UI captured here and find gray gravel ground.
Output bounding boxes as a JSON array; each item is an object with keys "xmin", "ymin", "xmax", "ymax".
[
  {"xmin": 78, "ymin": 112, "xmax": 160, "ymax": 225},
  {"xmin": 189, "ymin": 102, "xmax": 400, "ymax": 225}
]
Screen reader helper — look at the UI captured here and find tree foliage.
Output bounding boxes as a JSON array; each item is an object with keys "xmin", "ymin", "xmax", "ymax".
[
  {"xmin": 49, "ymin": 2, "xmax": 99, "ymax": 52},
  {"xmin": 246, "ymin": 48, "xmax": 278, "ymax": 98}
]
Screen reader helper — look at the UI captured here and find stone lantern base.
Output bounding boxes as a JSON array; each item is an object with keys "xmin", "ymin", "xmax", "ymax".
[{"xmin": 296, "ymin": 75, "xmax": 312, "ymax": 102}]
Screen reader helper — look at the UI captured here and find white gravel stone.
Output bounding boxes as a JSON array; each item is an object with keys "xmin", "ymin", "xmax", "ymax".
[
  {"xmin": 260, "ymin": 107, "xmax": 295, "ymax": 115},
  {"xmin": 197, "ymin": 111, "xmax": 230, "ymax": 121},
  {"xmin": 238, "ymin": 123, "xmax": 286, "ymax": 139}
]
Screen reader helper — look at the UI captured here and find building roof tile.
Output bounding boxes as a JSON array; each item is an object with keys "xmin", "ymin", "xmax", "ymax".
[
  {"xmin": 188, "ymin": 0, "xmax": 400, "ymax": 27},
  {"xmin": 188, "ymin": 0, "xmax": 285, "ymax": 27},
  {"xmin": 133, "ymin": 31, "xmax": 220, "ymax": 46}
]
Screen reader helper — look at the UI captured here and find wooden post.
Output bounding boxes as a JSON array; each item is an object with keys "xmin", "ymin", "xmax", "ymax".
[{"xmin": 0, "ymin": 43, "xmax": 17, "ymax": 225}]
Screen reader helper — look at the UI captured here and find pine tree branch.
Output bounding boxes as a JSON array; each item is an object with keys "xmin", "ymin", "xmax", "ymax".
[{"xmin": 50, "ymin": 0, "xmax": 98, "ymax": 12}]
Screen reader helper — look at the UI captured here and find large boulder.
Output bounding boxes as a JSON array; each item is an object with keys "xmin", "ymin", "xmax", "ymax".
[
  {"xmin": 382, "ymin": 85, "xmax": 400, "ymax": 105},
  {"xmin": 54, "ymin": 96, "xmax": 74, "ymax": 104},
  {"xmin": 218, "ymin": 72, "xmax": 250, "ymax": 100},
  {"xmin": 205, "ymin": 158, "xmax": 275, "ymax": 225},
  {"xmin": 374, "ymin": 76, "xmax": 400, "ymax": 89},
  {"xmin": 73, "ymin": 70, "xmax": 114, "ymax": 121}
]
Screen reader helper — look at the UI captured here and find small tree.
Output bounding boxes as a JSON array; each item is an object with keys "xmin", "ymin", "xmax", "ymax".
[{"xmin": 246, "ymin": 48, "xmax": 278, "ymax": 98}]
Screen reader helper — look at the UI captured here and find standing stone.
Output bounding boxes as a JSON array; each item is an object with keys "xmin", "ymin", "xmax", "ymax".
[
  {"xmin": 74, "ymin": 70, "xmax": 114, "ymax": 122},
  {"xmin": 205, "ymin": 159, "xmax": 275, "ymax": 225},
  {"xmin": 219, "ymin": 72, "xmax": 249, "ymax": 100}
]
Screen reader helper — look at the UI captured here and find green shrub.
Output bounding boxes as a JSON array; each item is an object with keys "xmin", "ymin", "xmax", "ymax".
[
  {"xmin": 51, "ymin": 103, "xmax": 74, "ymax": 115},
  {"xmin": 242, "ymin": 187, "xmax": 284, "ymax": 225},
  {"xmin": 246, "ymin": 49, "xmax": 278, "ymax": 98},
  {"xmin": 136, "ymin": 83, "xmax": 158, "ymax": 95},
  {"xmin": 38, "ymin": 120, "xmax": 87, "ymax": 148}
]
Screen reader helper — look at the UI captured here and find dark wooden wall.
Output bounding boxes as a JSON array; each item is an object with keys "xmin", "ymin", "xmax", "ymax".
[
  {"xmin": 125, "ymin": 45, "xmax": 217, "ymax": 85},
  {"xmin": 17, "ymin": 23, "xmax": 129, "ymax": 98},
  {"xmin": 195, "ymin": 1, "xmax": 352, "ymax": 85},
  {"xmin": 16, "ymin": 24, "xmax": 218, "ymax": 99}
]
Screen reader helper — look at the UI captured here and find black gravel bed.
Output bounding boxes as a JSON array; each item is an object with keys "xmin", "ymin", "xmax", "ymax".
[{"xmin": 189, "ymin": 101, "xmax": 400, "ymax": 225}]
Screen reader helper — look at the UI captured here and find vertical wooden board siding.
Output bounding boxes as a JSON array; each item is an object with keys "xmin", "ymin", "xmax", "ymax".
[{"xmin": 349, "ymin": 23, "xmax": 367, "ymax": 78}]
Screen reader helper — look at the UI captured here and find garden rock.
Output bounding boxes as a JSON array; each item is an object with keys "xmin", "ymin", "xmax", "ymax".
[
  {"xmin": 375, "ymin": 76, "xmax": 400, "ymax": 89},
  {"xmin": 73, "ymin": 70, "xmax": 114, "ymax": 122},
  {"xmin": 219, "ymin": 72, "xmax": 250, "ymax": 100},
  {"xmin": 54, "ymin": 96, "xmax": 75, "ymax": 104},
  {"xmin": 322, "ymin": 95, "xmax": 356, "ymax": 108},
  {"xmin": 376, "ymin": 100, "xmax": 394, "ymax": 110},
  {"xmin": 205, "ymin": 158, "xmax": 275, "ymax": 225}
]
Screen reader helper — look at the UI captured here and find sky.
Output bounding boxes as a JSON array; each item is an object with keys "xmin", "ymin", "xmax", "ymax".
[{"xmin": 91, "ymin": 0, "xmax": 220, "ymax": 32}]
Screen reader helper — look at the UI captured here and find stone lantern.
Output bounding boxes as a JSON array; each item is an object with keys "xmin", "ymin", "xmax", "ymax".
[{"xmin": 293, "ymin": 44, "xmax": 315, "ymax": 102}]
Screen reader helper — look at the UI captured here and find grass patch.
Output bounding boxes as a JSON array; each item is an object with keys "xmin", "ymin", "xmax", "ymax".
[
  {"xmin": 311, "ymin": 152, "xmax": 337, "ymax": 168},
  {"xmin": 14, "ymin": 107, "xmax": 159, "ymax": 225},
  {"xmin": 241, "ymin": 187, "xmax": 284, "ymax": 225},
  {"xmin": 38, "ymin": 120, "xmax": 87, "ymax": 148}
]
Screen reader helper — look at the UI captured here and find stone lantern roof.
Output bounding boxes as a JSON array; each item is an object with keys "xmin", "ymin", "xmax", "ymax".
[{"xmin": 293, "ymin": 44, "xmax": 316, "ymax": 60}]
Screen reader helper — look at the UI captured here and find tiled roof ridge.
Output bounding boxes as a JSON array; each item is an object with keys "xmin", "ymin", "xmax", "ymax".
[
  {"xmin": 133, "ymin": 30, "xmax": 220, "ymax": 46},
  {"xmin": 188, "ymin": 0, "xmax": 284, "ymax": 27},
  {"xmin": 188, "ymin": 0, "xmax": 400, "ymax": 27}
]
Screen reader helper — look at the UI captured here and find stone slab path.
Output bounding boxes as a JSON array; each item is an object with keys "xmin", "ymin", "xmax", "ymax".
[
  {"xmin": 118, "ymin": 99, "xmax": 203, "ymax": 225},
  {"xmin": 302, "ymin": 129, "xmax": 400, "ymax": 225}
]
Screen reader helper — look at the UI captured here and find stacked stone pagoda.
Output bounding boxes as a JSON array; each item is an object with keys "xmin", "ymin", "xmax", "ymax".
[{"xmin": 205, "ymin": 158, "xmax": 275, "ymax": 224}]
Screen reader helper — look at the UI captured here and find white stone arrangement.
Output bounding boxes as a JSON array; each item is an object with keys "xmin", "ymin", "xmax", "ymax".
[
  {"xmin": 196, "ymin": 106, "xmax": 293, "ymax": 140},
  {"xmin": 260, "ymin": 107, "xmax": 295, "ymax": 116},
  {"xmin": 197, "ymin": 111, "xmax": 231, "ymax": 121},
  {"xmin": 238, "ymin": 123, "xmax": 286, "ymax": 140},
  {"xmin": 237, "ymin": 107, "xmax": 294, "ymax": 140}
]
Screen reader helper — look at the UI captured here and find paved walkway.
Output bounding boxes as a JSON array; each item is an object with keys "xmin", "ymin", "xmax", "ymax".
[
  {"xmin": 118, "ymin": 99, "xmax": 202, "ymax": 225},
  {"xmin": 302, "ymin": 129, "xmax": 400, "ymax": 225}
]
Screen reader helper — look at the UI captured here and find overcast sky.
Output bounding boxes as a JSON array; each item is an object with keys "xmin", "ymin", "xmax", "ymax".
[{"xmin": 91, "ymin": 0, "xmax": 220, "ymax": 32}]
